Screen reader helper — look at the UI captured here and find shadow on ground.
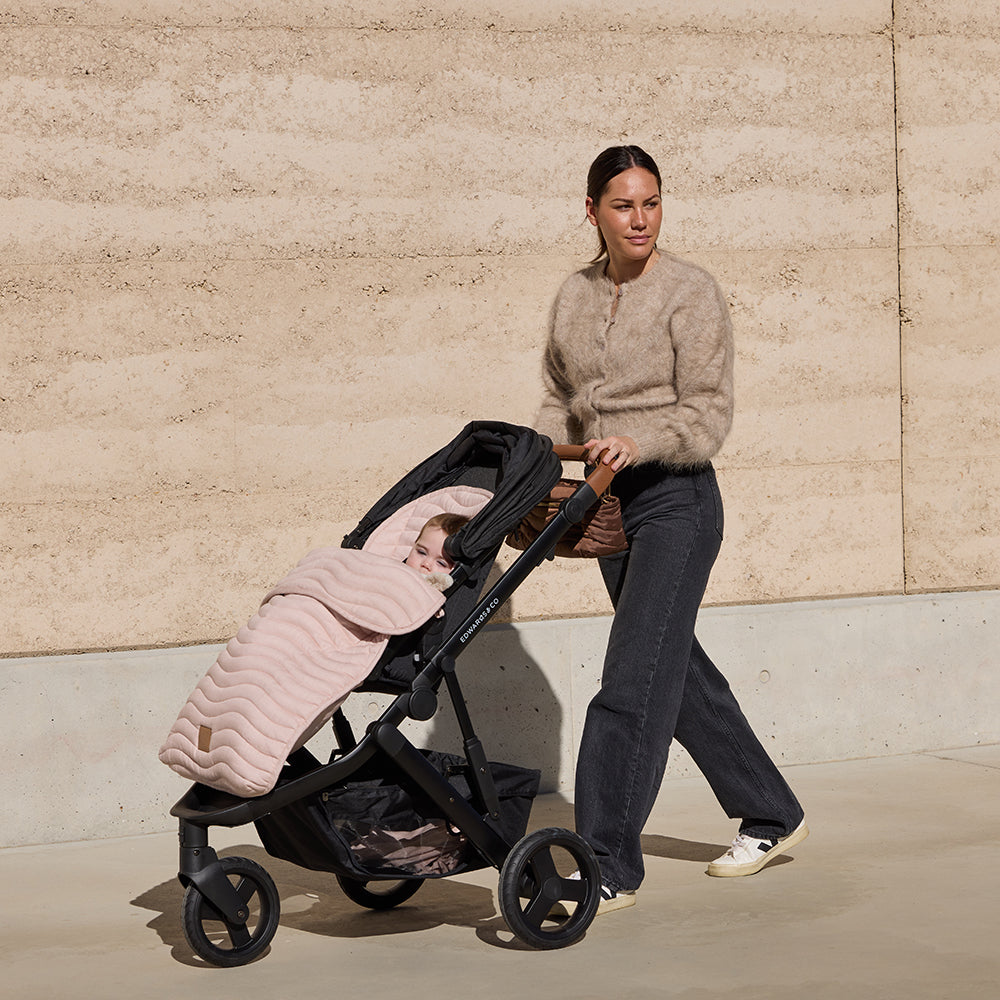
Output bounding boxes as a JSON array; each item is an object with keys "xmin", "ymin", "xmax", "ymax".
[{"xmin": 130, "ymin": 841, "xmax": 548, "ymax": 966}]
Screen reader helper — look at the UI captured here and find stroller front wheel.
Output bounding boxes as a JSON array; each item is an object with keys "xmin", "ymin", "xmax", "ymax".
[
  {"xmin": 181, "ymin": 856, "xmax": 280, "ymax": 967},
  {"xmin": 336, "ymin": 874, "xmax": 422, "ymax": 910},
  {"xmin": 498, "ymin": 827, "xmax": 601, "ymax": 949}
]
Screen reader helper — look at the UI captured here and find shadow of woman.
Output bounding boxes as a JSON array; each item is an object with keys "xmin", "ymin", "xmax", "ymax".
[{"xmin": 639, "ymin": 833, "xmax": 795, "ymax": 871}]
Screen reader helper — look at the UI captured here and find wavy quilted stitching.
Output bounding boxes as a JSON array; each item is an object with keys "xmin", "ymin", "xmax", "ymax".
[
  {"xmin": 265, "ymin": 549, "xmax": 445, "ymax": 634},
  {"xmin": 159, "ymin": 599, "xmax": 385, "ymax": 796}
]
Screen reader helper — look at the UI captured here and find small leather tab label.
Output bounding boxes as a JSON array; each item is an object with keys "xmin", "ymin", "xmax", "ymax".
[{"xmin": 198, "ymin": 725, "xmax": 212, "ymax": 753}]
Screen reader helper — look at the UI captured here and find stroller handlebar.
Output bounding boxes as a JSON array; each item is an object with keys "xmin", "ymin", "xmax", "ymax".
[{"xmin": 551, "ymin": 445, "xmax": 617, "ymax": 497}]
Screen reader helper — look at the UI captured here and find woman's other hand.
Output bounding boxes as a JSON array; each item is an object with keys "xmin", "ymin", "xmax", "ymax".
[{"xmin": 585, "ymin": 436, "xmax": 639, "ymax": 472}]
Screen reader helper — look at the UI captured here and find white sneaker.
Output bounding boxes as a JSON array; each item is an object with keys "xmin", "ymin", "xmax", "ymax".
[
  {"xmin": 546, "ymin": 871, "xmax": 635, "ymax": 918},
  {"xmin": 706, "ymin": 819, "xmax": 809, "ymax": 877},
  {"xmin": 593, "ymin": 883, "xmax": 636, "ymax": 915}
]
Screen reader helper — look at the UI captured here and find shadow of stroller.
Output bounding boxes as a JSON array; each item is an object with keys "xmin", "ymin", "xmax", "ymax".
[
  {"xmin": 131, "ymin": 842, "xmax": 502, "ymax": 967},
  {"xmin": 421, "ymin": 621, "xmax": 566, "ymax": 794},
  {"xmin": 336, "ymin": 616, "xmax": 566, "ymax": 795}
]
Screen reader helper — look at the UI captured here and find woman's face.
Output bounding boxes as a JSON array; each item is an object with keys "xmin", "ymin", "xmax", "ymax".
[{"xmin": 586, "ymin": 166, "xmax": 662, "ymax": 271}]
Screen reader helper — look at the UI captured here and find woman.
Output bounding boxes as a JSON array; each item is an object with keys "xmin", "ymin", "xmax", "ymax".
[{"xmin": 536, "ymin": 145, "xmax": 807, "ymax": 914}]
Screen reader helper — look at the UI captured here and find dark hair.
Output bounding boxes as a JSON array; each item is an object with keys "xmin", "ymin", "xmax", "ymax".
[
  {"xmin": 586, "ymin": 145, "xmax": 662, "ymax": 262},
  {"xmin": 420, "ymin": 513, "xmax": 470, "ymax": 537},
  {"xmin": 419, "ymin": 512, "xmax": 471, "ymax": 566}
]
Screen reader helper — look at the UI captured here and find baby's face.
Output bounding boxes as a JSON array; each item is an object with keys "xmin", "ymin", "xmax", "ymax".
[{"xmin": 405, "ymin": 527, "xmax": 455, "ymax": 575}]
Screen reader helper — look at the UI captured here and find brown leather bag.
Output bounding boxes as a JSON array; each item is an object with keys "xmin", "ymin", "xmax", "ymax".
[{"xmin": 505, "ymin": 477, "xmax": 628, "ymax": 558}]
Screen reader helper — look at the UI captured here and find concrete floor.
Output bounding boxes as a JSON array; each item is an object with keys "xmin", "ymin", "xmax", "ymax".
[{"xmin": 2, "ymin": 745, "xmax": 998, "ymax": 1000}]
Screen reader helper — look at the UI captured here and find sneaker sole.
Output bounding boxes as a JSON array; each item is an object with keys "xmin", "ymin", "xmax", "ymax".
[
  {"xmin": 706, "ymin": 820, "xmax": 810, "ymax": 878},
  {"xmin": 596, "ymin": 891, "xmax": 636, "ymax": 916},
  {"xmin": 548, "ymin": 891, "xmax": 636, "ymax": 919}
]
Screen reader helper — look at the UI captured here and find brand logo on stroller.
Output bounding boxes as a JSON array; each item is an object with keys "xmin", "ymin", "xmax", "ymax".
[{"xmin": 459, "ymin": 597, "xmax": 500, "ymax": 643}]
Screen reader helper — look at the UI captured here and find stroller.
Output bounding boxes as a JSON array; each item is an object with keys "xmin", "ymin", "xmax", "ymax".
[{"xmin": 163, "ymin": 421, "xmax": 618, "ymax": 965}]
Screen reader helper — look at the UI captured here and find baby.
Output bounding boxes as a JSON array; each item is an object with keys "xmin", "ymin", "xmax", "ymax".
[{"xmin": 404, "ymin": 513, "xmax": 470, "ymax": 592}]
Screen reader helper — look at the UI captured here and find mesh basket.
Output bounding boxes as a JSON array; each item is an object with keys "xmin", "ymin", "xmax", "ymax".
[{"xmin": 255, "ymin": 749, "xmax": 540, "ymax": 880}]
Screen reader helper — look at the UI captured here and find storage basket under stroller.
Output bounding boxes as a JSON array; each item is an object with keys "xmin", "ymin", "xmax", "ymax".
[{"xmin": 255, "ymin": 747, "xmax": 540, "ymax": 880}]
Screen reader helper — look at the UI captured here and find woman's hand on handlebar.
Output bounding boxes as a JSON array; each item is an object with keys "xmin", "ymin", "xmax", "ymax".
[{"xmin": 585, "ymin": 435, "xmax": 639, "ymax": 472}]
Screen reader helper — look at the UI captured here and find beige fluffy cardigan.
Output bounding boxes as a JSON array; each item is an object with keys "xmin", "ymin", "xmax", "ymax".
[{"xmin": 535, "ymin": 253, "xmax": 734, "ymax": 469}]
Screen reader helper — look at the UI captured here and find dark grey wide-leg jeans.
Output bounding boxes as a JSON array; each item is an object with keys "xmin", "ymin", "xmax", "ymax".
[{"xmin": 574, "ymin": 464, "xmax": 804, "ymax": 892}]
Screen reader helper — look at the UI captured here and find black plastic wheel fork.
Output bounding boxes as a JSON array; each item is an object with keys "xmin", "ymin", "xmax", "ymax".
[{"xmin": 177, "ymin": 821, "xmax": 251, "ymax": 925}]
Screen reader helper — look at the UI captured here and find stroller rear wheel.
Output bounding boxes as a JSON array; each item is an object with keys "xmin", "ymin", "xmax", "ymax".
[
  {"xmin": 336, "ymin": 874, "xmax": 422, "ymax": 910},
  {"xmin": 181, "ymin": 856, "xmax": 280, "ymax": 967},
  {"xmin": 498, "ymin": 827, "xmax": 601, "ymax": 949}
]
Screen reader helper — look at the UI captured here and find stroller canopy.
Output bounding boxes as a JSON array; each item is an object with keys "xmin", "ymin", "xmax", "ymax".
[{"xmin": 343, "ymin": 421, "xmax": 562, "ymax": 566}]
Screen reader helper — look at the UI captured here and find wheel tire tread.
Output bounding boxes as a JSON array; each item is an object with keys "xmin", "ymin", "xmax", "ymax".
[
  {"xmin": 498, "ymin": 827, "xmax": 600, "ymax": 950},
  {"xmin": 181, "ymin": 856, "xmax": 280, "ymax": 967}
]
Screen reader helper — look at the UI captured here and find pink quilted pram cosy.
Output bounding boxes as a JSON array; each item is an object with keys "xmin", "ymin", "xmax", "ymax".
[{"xmin": 159, "ymin": 485, "xmax": 492, "ymax": 797}]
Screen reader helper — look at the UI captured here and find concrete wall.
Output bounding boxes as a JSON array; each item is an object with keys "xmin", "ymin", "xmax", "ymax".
[
  {"xmin": 3, "ymin": 590, "xmax": 997, "ymax": 847},
  {"xmin": 2, "ymin": 3, "xmax": 999, "ymax": 846}
]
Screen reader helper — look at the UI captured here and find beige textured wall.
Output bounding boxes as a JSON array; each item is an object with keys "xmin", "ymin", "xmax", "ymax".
[
  {"xmin": 2, "ymin": 1, "xmax": 998, "ymax": 657},
  {"xmin": 896, "ymin": 7, "xmax": 1000, "ymax": 591}
]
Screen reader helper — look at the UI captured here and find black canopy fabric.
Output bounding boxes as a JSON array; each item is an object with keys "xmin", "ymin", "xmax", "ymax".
[{"xmin": 342, "ymin": 421, "xmax": 562, "ymax": 566}]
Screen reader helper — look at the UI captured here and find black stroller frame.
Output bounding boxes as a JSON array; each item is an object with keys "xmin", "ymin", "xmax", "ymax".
[{"xmin": 170, "ymin": 423, "xmax": 618, "ymax": 964}]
